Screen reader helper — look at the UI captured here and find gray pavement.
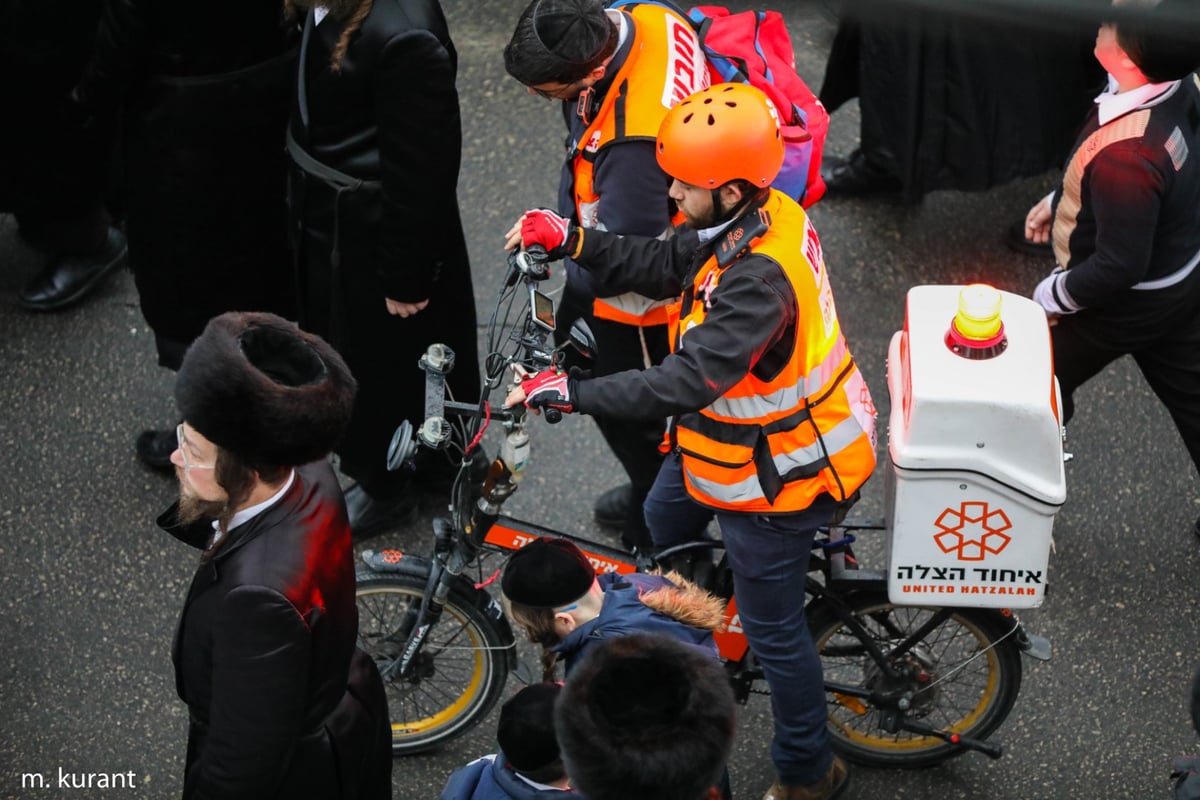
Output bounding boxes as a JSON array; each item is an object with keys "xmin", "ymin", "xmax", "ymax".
[{"xmin": 2, "ymin": 1, "xmax": 1199, "ymax": 798}]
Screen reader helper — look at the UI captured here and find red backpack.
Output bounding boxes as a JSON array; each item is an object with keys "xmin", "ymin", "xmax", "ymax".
[{"xmin": 611, "ymin": 0, "xmax": 829, "ymax": 207}]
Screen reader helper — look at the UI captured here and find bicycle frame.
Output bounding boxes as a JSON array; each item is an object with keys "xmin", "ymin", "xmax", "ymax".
[
  {"xmin": 364, "ymin": 496, "xmax": 1043, "ymax": 760},
  {"xmin": 360, "ymin": 247, "xmax": 1052, "ymax": 763}
]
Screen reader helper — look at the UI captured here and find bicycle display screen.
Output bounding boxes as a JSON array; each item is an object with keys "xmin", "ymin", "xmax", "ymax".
[{"xmin": 530, "ymin": 288, "xmax": 556, "ymax": 332}]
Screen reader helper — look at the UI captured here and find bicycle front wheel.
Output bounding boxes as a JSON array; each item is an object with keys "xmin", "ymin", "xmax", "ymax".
[
  {"xmin": 356, "ymin": 571, "xmax": 510, "ymax": 755},
  {"xmin": 810, "ymin": 592, "xmax": 1023, "ymax": 768}
]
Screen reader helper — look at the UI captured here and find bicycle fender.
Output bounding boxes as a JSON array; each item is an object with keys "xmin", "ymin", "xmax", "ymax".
[{"xmin": 359, "ymin": 548, "xmax": 518, "ymax": 669}]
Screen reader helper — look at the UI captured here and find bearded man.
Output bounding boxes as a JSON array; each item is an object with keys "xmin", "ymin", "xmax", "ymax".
[{"xmin": 159, "ymin": 311, "xmax": 391, "ymax": 799}]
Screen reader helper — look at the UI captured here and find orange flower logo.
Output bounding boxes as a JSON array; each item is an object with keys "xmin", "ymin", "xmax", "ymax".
[{"xmin": 933, "ymin": 502, "xmax": 1012, "ymax": 561}]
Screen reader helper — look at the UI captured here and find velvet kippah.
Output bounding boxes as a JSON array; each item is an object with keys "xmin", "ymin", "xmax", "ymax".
[
  {"xmin": 501, "ymin": 537, "xmax": 596, "ymax": 607},
  {"xmin": 498, "ymin": 683, "xmax": 563, "ymax": 774},
  {"xmin": 531, "ymin": 0, "xmax": 613, "ymax": 66}
]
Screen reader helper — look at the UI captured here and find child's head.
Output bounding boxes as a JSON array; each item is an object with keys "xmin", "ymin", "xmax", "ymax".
[
  {"xmin": 497, "ymin": 682, "xmax": 567, "ymax": 786},
  {"xmin": 501, "ymin": 537, "xmax": 597, "ymax": 644}
]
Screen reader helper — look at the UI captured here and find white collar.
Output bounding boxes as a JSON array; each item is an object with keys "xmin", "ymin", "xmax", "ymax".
[
  {"xmin": 608, "ymin": 8, "xmax": 630, "ymax": 50},
  {"xmin": 1095, "ymin": 73, "xmax": 1179, "ymax": 125},
  {"xmin": 512, "ymin": 769, "xmax": 570, "ymax": 793},
  {"xmin": 696, "ymin": 216, "xmax": 737, "ymax": 244},
  {"xmin": 210, "ymin": 469, "xmax": 296, "ymax": 542},
  {"xmin": 314, "ymin": 5, "xmax": 330, "ymax": 25}
]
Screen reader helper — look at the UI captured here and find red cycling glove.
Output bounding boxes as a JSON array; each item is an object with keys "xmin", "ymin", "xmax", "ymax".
[
  {"xmin": 521, "ymin": 209, "xmax": 577, "ymax": 259},
  {"xmin": 521, "ymin": 369, "xmax": 574, "ymax": 414}
]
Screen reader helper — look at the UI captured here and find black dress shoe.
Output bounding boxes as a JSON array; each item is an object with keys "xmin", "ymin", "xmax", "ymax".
[
  {"xmin": 136, "ymin": 427, "xmax": 177, "ymax": 472},
  {"xmin": 344, "ymin": 483, "xmax": 421, "ymax": 541},
  {"xmin": 820, "ymin": 149, "xmax": 902, "ymax": 196},
  {"xmin": 1005, "ymin": 219, "xmax": 1053, "ymax": 257},
  {"xmin": 19, "ymin": 226, "xmax": 128, "ymax": 311},
  {"xmin": 594, "ymin": 483, "xmax": 633, "ymax": 529}
]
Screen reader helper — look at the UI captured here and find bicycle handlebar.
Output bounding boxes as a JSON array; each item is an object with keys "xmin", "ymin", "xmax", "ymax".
[{"xmin": 388, "ymin": 246, "xmax": 562, "ymax": 472}]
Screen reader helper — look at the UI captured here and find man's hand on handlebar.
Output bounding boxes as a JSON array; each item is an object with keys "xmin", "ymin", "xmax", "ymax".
[
  {"xmin": 503, "ymin": 208, "xmax": 579, "ymax": 259},
  {"xmin": 505, "ymin": 369, "xmax": 575, "ymax": 416}
]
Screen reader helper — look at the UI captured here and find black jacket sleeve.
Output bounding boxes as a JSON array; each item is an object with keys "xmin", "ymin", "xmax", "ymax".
[
  {"xmin": 373, "ymin": 27, "xmax": 462, "ymax": 303},
  {"xmin": 571, "ymin": 252, "xmax": 797, "ymax": 420},
  {"xmin": 572, "ymin": 224, "xmax": 698, "ymax": 301},
  {"xmin": 189, "ymin": 586, "xmax": 311, "ymax": 799}
]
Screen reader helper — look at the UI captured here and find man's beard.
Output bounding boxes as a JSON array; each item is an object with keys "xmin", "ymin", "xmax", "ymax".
[
  {"xmin": 682, "ymin": 206, "xmax": 716, "ymax": 230},
  {"xmin": 177, "ymin": 487, "xmax": 228, "ymax": 526}
]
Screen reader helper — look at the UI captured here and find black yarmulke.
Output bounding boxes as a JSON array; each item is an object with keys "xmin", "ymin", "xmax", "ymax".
[
  {"xmin": 498, "ymin": 683, "xmax": 563, "ymax": 774},
  {"xmin": 501, "ymin": 537, "xmax": 596, "ymax": 607},
  {"xmin": 532, "ymin": 0, "xmax": 612, "ymax": 65}
]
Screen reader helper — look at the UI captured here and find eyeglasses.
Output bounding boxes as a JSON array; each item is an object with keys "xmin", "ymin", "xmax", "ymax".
[
  {"xmin": 528, "ymin": 80, "xmax": 584, "ymax": 101},
  {"xmin": 176, "ymin": 424, "xmax": 215, "ymax": 471}
]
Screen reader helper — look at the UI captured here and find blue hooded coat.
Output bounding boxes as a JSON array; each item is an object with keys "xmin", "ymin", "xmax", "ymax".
[{"xmin": 439, "ymin": 753, "xmax": 574, "ymax": 800}]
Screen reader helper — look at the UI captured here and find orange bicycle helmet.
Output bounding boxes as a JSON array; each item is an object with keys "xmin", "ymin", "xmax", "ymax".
[{"xmin": 656, "ymin": 83, "xmax": 785, "ymax": 189}]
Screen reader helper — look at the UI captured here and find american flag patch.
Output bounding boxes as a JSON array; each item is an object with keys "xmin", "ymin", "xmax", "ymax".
[{"xmin": 1165, "ymin": 126, "xmax": 1188, "ymax": 171}]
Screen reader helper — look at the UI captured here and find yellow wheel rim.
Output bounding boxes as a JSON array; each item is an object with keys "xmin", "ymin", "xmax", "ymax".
[
  {"xmin": 392, "ymin": 635, "xmax": 487, "ymax": 735},
  {"xmin": 823, "ymin": 607, "xmax": 1001, "ymax": 752}
]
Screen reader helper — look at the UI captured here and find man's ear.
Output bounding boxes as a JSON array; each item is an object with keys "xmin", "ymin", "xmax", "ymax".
[
  {"xmin": 719, "ymin": 181, "xmax": 745, "ymax": 209},
  {"xmin": 553, "ymin": 611, "xmax": 578, "ymax": 635},
  {"xmin": 589, "ymin": 63, "xmax": 606, "ymax": 83}
]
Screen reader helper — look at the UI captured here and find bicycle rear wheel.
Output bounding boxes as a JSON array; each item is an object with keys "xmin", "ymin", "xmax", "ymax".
[
  {"xmin": 809, "ymin": 591, "xmax": 1023, "ymax": 768},
  {"xmin": 356, "ymin": 571, "xmax": 510, "ymax": 754}
]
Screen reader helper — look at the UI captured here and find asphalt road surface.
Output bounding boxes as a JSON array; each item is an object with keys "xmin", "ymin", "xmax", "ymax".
[{"xmin": 1, "ymin": 1, "xmax": 1198, "ymax": 798}]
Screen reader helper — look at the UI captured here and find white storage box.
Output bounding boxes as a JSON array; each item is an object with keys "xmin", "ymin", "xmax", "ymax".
[{"xmin": 884, "ymin": 285, "xmax": 1066, "ymax": 608}]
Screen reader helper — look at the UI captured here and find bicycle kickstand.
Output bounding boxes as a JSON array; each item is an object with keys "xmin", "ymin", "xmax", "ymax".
[{"xmin": 881, "ymin": 711, "xmax": 1004, "ymax": 760}]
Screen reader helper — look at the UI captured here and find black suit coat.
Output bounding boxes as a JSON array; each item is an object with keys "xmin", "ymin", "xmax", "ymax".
[
  {"xmin": 286, "ymin": 0, "xmax": 480, "ymax": 492},
  {"xmin": 159, "ymin": 461, "xmax": 389, "ymax": 800}
]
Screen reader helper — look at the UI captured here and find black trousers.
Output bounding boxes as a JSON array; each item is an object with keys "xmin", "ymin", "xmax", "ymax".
[
  {"xmin": 556, "ymin": 286, "xmax": 670, "ymax": 550},
  {"xmin": 1051, "ymin": 286, "xmax": 1200, "ymax": 476}
]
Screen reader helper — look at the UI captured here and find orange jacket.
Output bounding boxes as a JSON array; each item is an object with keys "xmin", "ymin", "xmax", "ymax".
[
  {"xmin": 572, "ymin": 3, "xmax": 707, "ymax": 327},
  {"xmin": 673, "ymin": 191, "xmax": 877, "ymax": 512}
]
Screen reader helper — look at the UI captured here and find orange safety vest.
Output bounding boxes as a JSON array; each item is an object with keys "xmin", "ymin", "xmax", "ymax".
[
  {"xmin": 572, "ymin": 4, "xmax": 708, "ymax": 327},
  {"xmin": 672, "ymin": 190, "xmax": 877, "ymax": 513}
]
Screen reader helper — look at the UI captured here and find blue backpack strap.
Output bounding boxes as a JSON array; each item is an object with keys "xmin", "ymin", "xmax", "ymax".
[{"xmin": 751, "ymin": 10, "xmax": 773, "ymax": 83}]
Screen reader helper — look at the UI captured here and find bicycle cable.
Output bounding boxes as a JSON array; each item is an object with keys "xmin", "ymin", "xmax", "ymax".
[{"xmin": 912, "ymin": 619, "xmax": 1018, "ymax": 696}]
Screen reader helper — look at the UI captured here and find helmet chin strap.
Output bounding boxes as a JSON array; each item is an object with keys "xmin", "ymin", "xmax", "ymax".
[{"xmin": 709, "ymin": 185, "xmax": 758, "ymax": 227}]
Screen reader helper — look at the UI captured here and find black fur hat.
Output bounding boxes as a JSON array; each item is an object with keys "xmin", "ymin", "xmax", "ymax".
[
  {"xmin": 501, "ymin": 537, "xmax": 596, "ymax": 607},
  {"xmin": 175, "ymin": 312, "xmax": 357, "ymax": 468}
]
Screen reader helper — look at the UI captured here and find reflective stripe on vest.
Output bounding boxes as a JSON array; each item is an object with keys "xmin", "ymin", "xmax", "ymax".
[
  {"xmin": 674, "ymin": 191, "xmax": 877, "ymax": 513},
  {"xmin": 571, "ymin": 4, "xmax": 708, "ymax": 327},
  {"xmin": 706, "ymin": 335, "xmax": 850, "ymax": 421}
]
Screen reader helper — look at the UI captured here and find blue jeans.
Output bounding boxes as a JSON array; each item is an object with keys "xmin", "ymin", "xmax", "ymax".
[{"xmin": 644, "ymin": 451, "xmax": 835, "ymax": 785}]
